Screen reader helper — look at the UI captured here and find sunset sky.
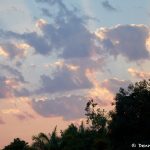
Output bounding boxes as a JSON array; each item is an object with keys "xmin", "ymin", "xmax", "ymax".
[{"xmin": 0, "ymin": 0, "xmax": 150, "ymax": 147}]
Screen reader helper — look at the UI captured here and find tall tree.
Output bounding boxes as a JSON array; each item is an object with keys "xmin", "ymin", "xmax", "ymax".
[
  {"xmin": 109, "ymin": 79, "xmax": 150, "ymax": 150},
  {"xmin": 85, "ymin": 99, "xmax": 107, "ymax": 132},
  {"xmin": 85, "ymin": 99, "xmax": 109, "ymax": 150}
]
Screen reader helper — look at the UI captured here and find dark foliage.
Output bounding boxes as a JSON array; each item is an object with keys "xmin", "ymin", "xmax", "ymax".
[
  {"xmin": 2, "ymin": 138, "xmax": 30, "ymax": 150},
  {"xmin": 3, "ymin": 79, "xmax": 150, "ymax": 150},
  {"xmin": 109, "ymin": 79, "xmax": 150, "ymax": 150}
]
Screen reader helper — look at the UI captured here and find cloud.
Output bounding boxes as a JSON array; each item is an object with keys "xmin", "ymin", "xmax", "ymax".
[
  {"xmin": 0, "ymin": 0, "xmax": 100, "ymax": 59},
  {"xmin": 31, "ymin": 95, "xmax": 88, "ymax": 120},
  {"xmin": 1, "ymin": 108, "xmax": 20, "ymax": 114},
  {"xmin": 14, "ymin": 112, "xmax": 35, "ymax": 121},
  {"xmin": 22, "ymin": 32, "xmax": 52, "ymax": 55},
  {"xmin": 1, "ymin": 107, "xmax": 35, "ymax": 121},
  {"xmin": 40, "ymin": 20, "xmax": 98, "ymax": 59},
  {"xmin": 0, "ymin": 29, "xmax": 52, "ymax": 56},
  {"xmin": 0, "ymin": 42, "xmax": 28, "ymax": 59},
  {"xmin": 101, "ymin": 78, "xmax": 131, "ymax": 94},
  {"xmin": 0, "ymin": 64, "xmax": 26, "ymax": 83},
  {"xmin": 45, "ymin": 57, "xmax": 105, "ymax": 74},
  {"xmin": 35, "ymin": 0, "xmax": 64, "ymax": 5},
  {"xmin": 0, "ymin": 64, "xmax": 30, "ymax": 98},
  {"xmin": 84, "ymin": 69, "xmax": 114, "ymax": 108},
  {"xmin": 0, "ymin": 76, "xmax": 15, "ymax": 98},
  {"xmin": 0, "ymin": 118, "xmax": 5, "ymax": 124},
  {"xmin": 102, "ymin": 0, "xmax": 117, "ymax": 12},
  {"xmin": 36, "ymin": 63, "xmax": 93, "ymax": 94},
  {"xmin": 128, "ymin": 68, "xmax": 150, "ymax": 79},
  {"xmin": 0, "ymin": 78, "xmax": 30, "ymax": 98},
  {"xmin": 34, "ymin": 0, "xmax": 100, "ymax": 59},
  {"xmin": 96, "ymin": 24, "xmax": 150, "ymax": 61},
  {"xmin": 14, "ymin": 88, "xmax": 31, "ymax": 97},
  {"xmin": 14, "ymin": 114, "xmax": 27, "ymax": 120},
  {"xmin": 0, "ymin": 0, "xmax": 148, "ymax": 104},
  {"xmin": 41, "ymin": 8, "xmax": 52, "ymax": 17}
]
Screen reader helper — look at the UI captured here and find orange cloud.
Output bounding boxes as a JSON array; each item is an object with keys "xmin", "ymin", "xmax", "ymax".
[
  {"xmin": 85, "ymin": 68, "xmax": 113, "ymax": 103},
  {"xmin": 4, "ymin": 78, "xmax": 20, "ymax": 89},
  {"xmin": 44, "ymin": 61, "xmax": 79, "ymax": 71},
  {"xmin": 146, "ymin": 35, "xmax": 150, "ymax": 53},
  {"xmin": 95, "ymin": 27, "xmax": 107, "ymax": 40},
  {"xmin": 1, "ymin": 108, "xmax": 20, "ymax": 114},
  {"xmin": 44, "ymin": 60, "xmax": 64, "ymax": 69},
  {"xmin": 128, "ymin": 68, "xmax": 150, "ymax": 79},
  {"xmin": 0, "ymin": 46, "xmax": 9, "ymax": 57},
  {"xmin": 15, "ymin": 43, "xmax": 30, "ymax": 56},
  {"xmin": 36, "ymin": 19, "xmax": 47, "ymax": 28},
  {"xmin": 66, "ymin": 64, "xmax": 79, "ymax": 71}
]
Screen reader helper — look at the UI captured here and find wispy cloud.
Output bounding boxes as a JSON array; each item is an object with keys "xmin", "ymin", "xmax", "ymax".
[
  {"xmin": 128, "ymin": 68, "xmax": 150, "ymax": 79},
  {"xmin": 102, "ymin": 0, "xmax": 117, "ymax": 12},
  {"xmin": 0, "ymin": 64, "xmax": 30, "ymax": 99}
]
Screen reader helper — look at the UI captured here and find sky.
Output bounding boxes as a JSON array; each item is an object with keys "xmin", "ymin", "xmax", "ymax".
[{"xmin": 0, "ymin": 0, "xmax": 150, "ymax": 147}]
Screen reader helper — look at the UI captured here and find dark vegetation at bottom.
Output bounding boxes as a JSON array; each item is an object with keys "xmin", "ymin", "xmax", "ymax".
[{"xmin": 3, "ymin": 79, "xmax": 150, "ymax": 150}]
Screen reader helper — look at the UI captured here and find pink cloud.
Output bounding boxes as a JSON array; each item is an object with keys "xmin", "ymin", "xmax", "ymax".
[{"xmin": 128, "ymin": 68, "xmax": 150, "ymax": 79}]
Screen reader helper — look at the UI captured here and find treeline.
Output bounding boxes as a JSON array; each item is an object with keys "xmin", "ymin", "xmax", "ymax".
[{"xmin": 3, "ymin": 79, "xmax": 150, "ymax": 150}]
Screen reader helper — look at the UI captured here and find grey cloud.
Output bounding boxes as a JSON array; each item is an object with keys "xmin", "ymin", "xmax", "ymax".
[
  {"xmin": 0, "ymin": 64, "xmax": 26, "ymax": 83},
  {"xmin": 101, "ymin": 78, "xmax": 131, "ymax": 94},
  {"xmin": 15, "ymin": 61, "xmax": 23, "ymax": 68},
  {"xmin": 0, "ymin": 29, "xmax": 52, "ymax": 56},
  {"xmin": 36, "ymin": 65, "xmax": 93, "ymax": 94},
  {"xmin": 22, "ymin": 32, "xmax": 52, "ymax": 55},
  {"xmin": 41, "ymin": 8, "xmax": 52, "ymax": 17},
  {"xmin": 0, "ymin": 0, "xmax": 100, "ymax": 59},
  {"xmin": 37, "ymin": 0, "xmax": 99, "ymax": 59},
  {"xmin": 0, "ymin": 30, "xmax": 30, "ymax": 59},
  {"xmin": 0, "ymin": 76, "xmax": 13, "ymax": 98},
  {"xmin": 0, "ymin": 65, "xmax": 30, "ymax": 98},
  {"xmin": 97, "ymin": 24, "xmax": 150, "ymax": 61},
  {"xmin": 66, "ymin": 57, "xmax": 106, "ymax": 72},
  {"xmin": 102, "ymin": 0, "xmax": 117, "ymax": 12},
  {"xmin": 0, "ymin": 14, "xmax": 99, "ymax": 59},
  {"xmin": 36, "ymin": 0, "xmax": 68, "ymax": 11},
  {"xmin": 41, "ymin": 21, "xmax": 97, "ymax": 59},
  {"xmin": 36, "ymin": 0, "xmax": 63, "ymax": 5},
  {"xmin": 14, "ymin": 88, "xmax": 31, "ymax": 97},
  {"xmin": 0, "ymin": 75, "xmax": 29, "ymax": 98},
  {"xmin": 41, "ymin": 0, "xmax": 99, "ymax": 57},
  {"xmin": 0, "ymin": 42, "xmax": 26, "ymax": 59},
  {"xmin": 31, "ymin": 95, "xmax": 87, "ymax": 120}
]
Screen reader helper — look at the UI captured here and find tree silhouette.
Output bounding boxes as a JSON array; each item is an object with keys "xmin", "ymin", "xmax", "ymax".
[
  {"xmin": 31, "ymin": 127, "xmax": 60, "ymax": 150},
  {"xmin": 109, "ymin": 79, "xmax": 150, "ymax": 150},
  {"xmin": 85, "ymin": 99, "xmax": 107, "ymax": 132},
  {"xmin": 3, "ymin": 79, "xmax": 150, "ymax": 150},
  {"xmin": 2, "ymin": 138, "xmax": 29, "ymax": 150},
  {"xmin": 85, "ymin": 99, "xmax": 109, "ymax": 150},
  {"xmin": 32, "ymin": 132, "xmax": 50, "ymax": 150}
]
